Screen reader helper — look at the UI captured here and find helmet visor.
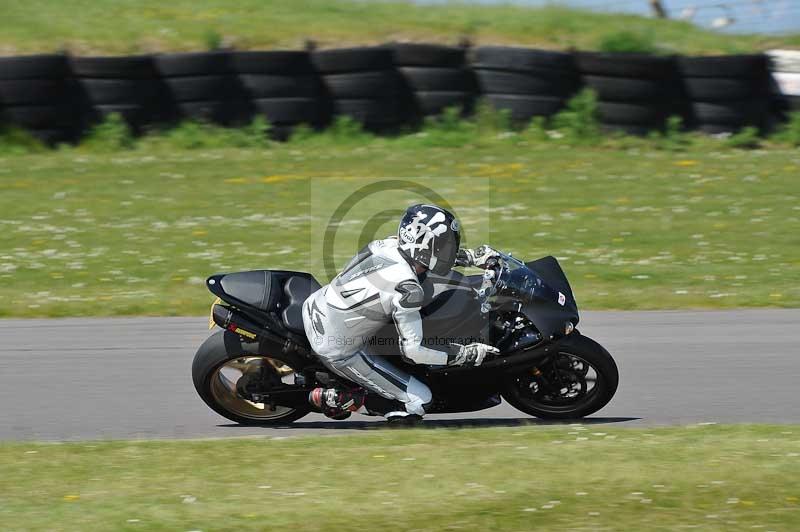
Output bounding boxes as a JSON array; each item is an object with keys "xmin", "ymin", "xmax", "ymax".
[{"xmin": 429, "ymin": 235, "xmax": 458, "ymax": 276}]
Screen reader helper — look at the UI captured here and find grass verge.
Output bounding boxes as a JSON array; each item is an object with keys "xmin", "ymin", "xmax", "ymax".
[
  {"xmin": 1, "ymin": 0, "xmax": 799, "ymax": 55},
  {"xmin": 0, "ymin": 424, "xmax": 798, "ymax": 530}
]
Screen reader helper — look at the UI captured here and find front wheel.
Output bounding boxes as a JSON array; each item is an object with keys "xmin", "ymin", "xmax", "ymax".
[
  {"xmin": 501, "ymin": 333, "xmax": 618, "ymax": 419},
  {"xmin": 192, "ymin": 330, "xmax": 311, "ymax": 425}
]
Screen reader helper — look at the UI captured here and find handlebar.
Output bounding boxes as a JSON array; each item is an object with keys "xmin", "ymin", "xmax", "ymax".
[
  {"xmin": 473, "ymin": 250, "xmax": 531, "ymax": 313},
  {"xmin": 474, "ymin": 254, "xmax": 511, "ymax": 313}
]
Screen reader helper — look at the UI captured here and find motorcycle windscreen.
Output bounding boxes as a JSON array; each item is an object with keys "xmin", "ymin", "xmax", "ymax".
[{"xmin": 522, "ymin": 256, "xmax": 579, "ymax": 339}]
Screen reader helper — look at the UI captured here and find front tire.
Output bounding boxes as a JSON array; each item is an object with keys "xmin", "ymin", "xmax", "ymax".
[
  {"xmin": 501, "ymin": 333, "xmax": 619, "ymax": 419},
  {"xmin": 192, "ymin": 330, "xmax": 311, "ymax": 425}
]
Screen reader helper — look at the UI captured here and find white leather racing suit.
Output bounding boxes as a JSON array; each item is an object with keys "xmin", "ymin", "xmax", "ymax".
[{"xmin": 302, "ymin": 237, "xmax": 458, "ymax": 416}]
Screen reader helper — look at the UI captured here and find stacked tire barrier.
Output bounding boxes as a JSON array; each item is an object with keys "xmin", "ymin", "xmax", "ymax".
[
  {"xmin": 472, "ymin": 46, "xmax": 579, "ymax": 123},
  {"xmin": 390, "ymin": 43, "xmax": 474, "ymax": 122},
  {"xmin": 0, "ymin": 46, "xmax": 796, "ymax": 143},
  {"xmin": 0, "ymin": 54, "xmax": 79, "ymax": 144},
  {"xmin": 232, "ymin": 51, "xmax": 323, "ymax": 140},
  {"xmin": 678, "ymin": 54, "xmax": 771, "ymax": 134},
  {"xmin": 71, "ymin": 55, "xmax": 167, "ymax": 134},
  {"xmin": 576, "ymin": 52, "xmax": 680, "ymax": 135},
  {"xmin": 767, "ymin": 50, "xmax": 800, "ymax": 120},
  {"xmin": 312, "ymin": 47, "xmax": 403, "ymax": 132},
  {"xmin": 155, "ymin": 51, "xmax": 248, "ymax": 126}
]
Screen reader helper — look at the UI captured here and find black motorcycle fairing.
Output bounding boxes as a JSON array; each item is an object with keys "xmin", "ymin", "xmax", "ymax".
[
  {"xmin": 206, "ymin": 270, "xmax": 320, "ymax": 333},
  {"xmin": 508, "ymin": 256, "xmax": 579, "ymax": 340},
  {"xmin": 525, "ymin": 256, "xmax": 577, "ymax": 312}
]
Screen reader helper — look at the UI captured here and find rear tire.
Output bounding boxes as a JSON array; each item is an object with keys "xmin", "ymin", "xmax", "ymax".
[
  {"xmin": 192, "ymin": 330, "xmax": 311, "ymax": 425},
  {"xmin": 501, "ymin": 333, "xmax": 618, "ymax": 419}
]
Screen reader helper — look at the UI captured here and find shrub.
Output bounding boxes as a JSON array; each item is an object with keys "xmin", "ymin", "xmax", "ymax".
[
  {"xmin": 772, "ymin": 111, "xmax": 800, "ymax": 147},
  {"xmin": 286, "ymin": 116, "xmax": 375, "ymax": 148},
  {"xmin": 328, "ymin": 115, "xmax": 371, "ymax": 140},
  {"xmin": 522, "ymin": 116, "xmax": 550, "ymax": 142},
  {"xmin": 725, "ymin": 126, "xmax": 761, "ymax": 149},
  {"xmin": 473, "ymin": 100, "xmax": 511, "ymax": 135},
  {"xmin": 204, "ymin": 29, "xmax": 223, "ymax": 51},
  {"xmin": 413, "ymin": 106, "xmax": 476, "ymax": 147},
  {"xmin": 81, "ymin": 113, "xmax": 134, "ymax": 152},
  {"xmin": 240, "ymin": 115, "xmax": 272, "ymax": 148},
  {"xmin": 552, "ymin": 89, "xmax": 601, "ymax": 144},
  {"xmin": 0, "ymin": 126, "xmax": 48, "ymax": 154},
  {"xmin": 287, "ymin": 124, "xmax": 316, "ymax": 143},
  {"xmin": 598, "ymin": 30, "xmax": 658, "ymax": 54},
  {"xmin": 657, "ymin": 115, "xmax": 690, "ymax": 151},
  {"xmin": 139, "ymin": 117, "xmax": 271, "ymax": 150}
]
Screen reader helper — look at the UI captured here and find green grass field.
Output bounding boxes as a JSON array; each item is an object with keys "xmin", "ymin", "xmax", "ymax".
[
  {"xmin": 0, "ymin": 131, "xmax": 798, "ymax": 318},
  {"xmin": 1, "ymin": 0, "xmax": 798, "ymax": 55},
  {"xmin": 1, "ymin": 424, "xmax": 798, "ymax": 531},
  {"xmin": 0, "ymin": 131, "xmax": 800, "ymax": 316}
]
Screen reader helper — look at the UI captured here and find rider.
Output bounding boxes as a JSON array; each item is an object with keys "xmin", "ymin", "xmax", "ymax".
[{"xmin": 302, "ymin": 203, "xmax": 499, "ymax": 423}]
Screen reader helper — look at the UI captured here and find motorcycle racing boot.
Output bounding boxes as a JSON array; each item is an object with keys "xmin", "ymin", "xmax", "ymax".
[{"xmin": 308, "ymin": 387, "xmax": 365, "ymax": 420}]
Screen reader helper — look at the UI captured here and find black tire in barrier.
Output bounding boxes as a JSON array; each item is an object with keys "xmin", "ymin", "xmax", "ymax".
[
  {"xmin": 155, "ymin": 52, "xmax": 232, "ymax": 77},
  {"xmin": 398, "ymin": 67, "xmax": 474, "ymax": 92},
  {"xmin": 238, "ymin": 74, "xmax": 319, "ymax": 98},
  {"xmin": 597, "ymin": 101, "xmax": 666, "ymax": 126},
  {"xmin": 251, "ymin": 97, "xmax": 322, "ymax": 125},
  {"xmin": 231, "ymin": 51, "xmax": 314, "ymax": 75},
  {"xmin": 0, "ymin": 104, "xmax": 76, "ymax": 128},
  {"xmin": 582, "ymin": 75, "xmax": 668, "ymax": 102},
  {"xmin": 162, "ymin": 75, "xmax": 236, "ymax": 102},
  {"xmin": 475, "ymin": 69, "xmax": 577, "ymax": 96},
  {"xmin": 472, "ymin": 47, "xmax": 575, "ymax": 73},
  {"xmin": 27, "ymin": 128, "xmax": 78, "ymax": 145},
  {"xmin": 677, "ymin": 55, "xmax": 768, "ymax": 79},
  {"xmin": 576, "ymin": 52, "xmax": 676, "ymax": 80},
  {"xmin": 0, "ymin": 54, "xmax": 69, "ymax": 80},
  {"xmin": 390, "ymin": 43, "xmax": 466, "ymax": 67},
  {"xmin": 321, "ymin": 70, "xmax": 399, "ymax": 99},
  {"xmin": 682, "ymin": 77, "xmax": 759, "ymax": 101},
  {"xmin": 312, "ymin": 47, "xmax": 393, "ymax": 74},
  {"xmin": 269, "ymin": 124, "xmax": 299, "ymax": 141},
  {"xmin": 70, "ymin": 55, "xmax": 157, "ymax": 79},
  {"xmin": 691, "ymin": 100, "xmax": 767, "ymax": 126},
  {"xmin": 0, "ymin": 79, "xmax": 72, "ymax": 105},
  {"xmin": 175, "ymin": 100, "xmax": 250, "ymax": 126},
  {"xmin": 412, "ymin": 91, "xmax": 474, "ymax": 116},
  {"xmin": 331, "ymin": 98, "xmax": 400, "ymax": 125},
  {"xmin": 485, "ymin": 94, "xmax": 564, "ymax": 121},
  {"xmin": 77, "ymin": 79, "xmax": 160, "ymax": 105}
]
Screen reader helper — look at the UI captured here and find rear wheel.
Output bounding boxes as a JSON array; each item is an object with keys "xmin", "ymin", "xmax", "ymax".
[
  {"xmin": 192, "ymin": 330, "xmax": 311, "ymax": 425},
  {"xmin": 501, "ymin": 334, "xmax": 618, "ymax": 419}
]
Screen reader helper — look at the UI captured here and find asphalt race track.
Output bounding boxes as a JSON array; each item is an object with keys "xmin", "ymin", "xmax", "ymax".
[{"xmin": 1, "ymin": 310, "xmax": 798, "ymax": 441}]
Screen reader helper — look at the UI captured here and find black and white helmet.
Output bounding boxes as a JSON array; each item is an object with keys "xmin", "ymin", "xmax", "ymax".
[{"xmin": 397, "ymin": 204, "xmax": 461, "ymax": 276}]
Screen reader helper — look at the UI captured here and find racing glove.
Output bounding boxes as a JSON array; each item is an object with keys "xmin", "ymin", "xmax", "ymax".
[
  {"xmin": 456, "ymin": 245, "xmax": 500, "ymax": 269},
  {"xmin": 447, "ymin": 343, "xmax": 500, "ymax": 367}
]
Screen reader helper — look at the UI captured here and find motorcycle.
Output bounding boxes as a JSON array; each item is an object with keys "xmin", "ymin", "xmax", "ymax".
[{"xmin": 192, "ymin": 251, "xmax": 618, "ymax": 424}]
